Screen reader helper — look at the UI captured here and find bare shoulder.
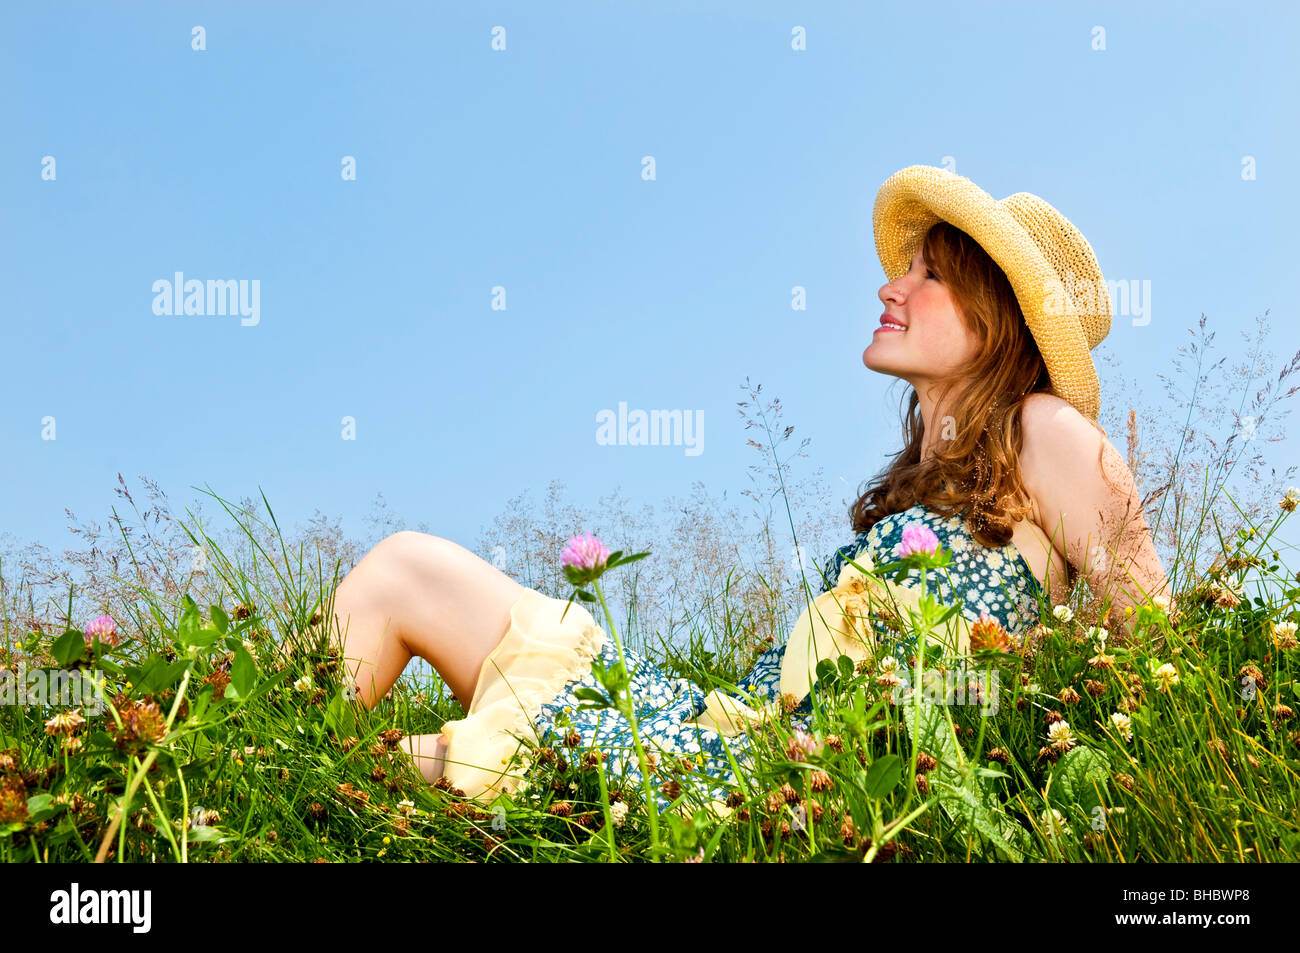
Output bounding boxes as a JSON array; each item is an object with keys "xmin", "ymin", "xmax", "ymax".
[
  {"xmin": 1020, "ymin": 391, "xmax": 1087, "ymax": 432},
  {"xmin": 1017, "ymin": 393, "xmax": 1103, "ymax": 493},
  {"xmin": 1016, "ymin": 393, "xmax": 1169, "ymax": 628}
]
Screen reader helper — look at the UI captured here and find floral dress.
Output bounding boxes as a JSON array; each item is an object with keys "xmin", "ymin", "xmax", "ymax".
[{"xmin": 518, "ymin": 503, "xmax": 1045, "ymax": 814}]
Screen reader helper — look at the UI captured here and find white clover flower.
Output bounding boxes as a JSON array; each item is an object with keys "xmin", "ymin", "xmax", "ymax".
[
  {"xmin": 1153, "ymin": 662, "xmax": 1180, "ymax": 692},
  {"xmin": 1052, "ymin": 604, "xmax": 1074, "ymax": 623},
  {"xmin": 610, "ymin": 800, "xmax": 629, "ymax": 828},
  {"xmin": 1272, "ymin": 620, "xmax": 1298, "ymax": 650},
  {"xmin": 1110, "ymin": 712, "xmax": 1133, "ymax": 743},
  {"xmin": 1047, "ymin": 720, "xmax": 1076, "ymax": 751},
  {"xmin": 875, "ymin": 654, "xmax": 902, "ymax": 687},
  {"xmin": 1041, "ymin": 807, "xmax": 1069, "ymax": 838},
  {"xmin": 1151, "ymin": 595, "xmax": 1170, "ymax": 614},
  {"xmin": 293, "ymin": 674, "xmax": 313, "ymax": 692},
  {"xmin": 397, "ymin": 800, "xmax": 415, "ymax": 816}
]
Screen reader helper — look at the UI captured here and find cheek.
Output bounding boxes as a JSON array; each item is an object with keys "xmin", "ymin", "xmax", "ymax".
[
  {"xmin": 914, "ymin": 318, "xmax": 979, "ymax": 367},
  {"xmin": 943, "ymin": 323, "xmax": 977, "ymax": 355},
  {"xmin": 915, "ymin": 318, "xmax": 965, "ymax": 352},
  {"xmin": 930, "ymin": 307, "xmax": 977, "ymax": 354}
]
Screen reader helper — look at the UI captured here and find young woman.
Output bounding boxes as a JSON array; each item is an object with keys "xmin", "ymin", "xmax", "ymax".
[{"xmin": 325, "ymin": 165, "xmax": 1169, "ymax": 815}]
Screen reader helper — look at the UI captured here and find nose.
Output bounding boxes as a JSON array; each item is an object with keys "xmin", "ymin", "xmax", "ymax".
[{"xmin": 879, "ymin": 277, "xmax": 905, "ymax": 305}]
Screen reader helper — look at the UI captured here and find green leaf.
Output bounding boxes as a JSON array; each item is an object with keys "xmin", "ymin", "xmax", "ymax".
[
  {"xmin": 186, "ymin": 825, "xmax": 236, "ymax": 844},
  {"xmin": 51, "ymin": 629, "xmax": 85, "ymax": 666},
  {"xmin": 25, "ymin": 794, "xmax": 58, "ymax": 823},
  {"xmin": 1052, "ymin": 745, "xmax": 1111, "ymax": 815},
  {"xmin": 864, "ymin": 754, "xmax": 902, "ymax": 798},
  {"xmin": 325, "ymin": 688, "xmax": 356, "ymax": 736},
  {"xmin": 815, "ymin": 658, "xmax": 838, "ymax": 688},
  {"xmin": 177, "ymin": 595, "xmax": 202, "ymax": 644},
  {"xmin": 935, "ymin": 775, "xmax": 1028, "ymax": 862},
  {"xmin": 895, "ymin": 695, "xmax": 1033, "ymax": 858},
  {"xmin": 230, "ymin": 644, "xmax": 256, "ymax": 698},
  {"xmin": 185, "ymin": 685, "xmax": 210, "ymax": 724},
  {"xmin": 901, "ymin": 700, "xmax": 966, "ymax": 780},
  {"xmin": 183, "ymin": 627, "xmax": 224, "ymax": 649},
  {"xmin": 837, "ymin": 686, "xmax": 875, "ymax": 740},
  {"xmin": 574, "ymin": 685, "xmax": 612, "ymax": 711},
  {"xmin": 209, "ymin": 605, "xmax": 231, "ymax": 634},
  {"xmin": 593, "ymin": 659, "xmax": 628, "ymax": 695},
  {"xmin": 837, "ymin": 654, "xmax": 856, "ymax": 681},
  {"xmin": 139, "ymin": 656, "xmax": 192, "ymax": 694}
]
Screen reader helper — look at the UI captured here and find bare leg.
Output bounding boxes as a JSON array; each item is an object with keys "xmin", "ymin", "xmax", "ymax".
[{"xmin": 327, "ymin": 531, "xmax": 529, "ymax": 773}]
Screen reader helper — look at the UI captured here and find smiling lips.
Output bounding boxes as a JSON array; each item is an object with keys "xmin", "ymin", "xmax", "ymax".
[{"xmin": 876, "ymin": 312, "xmax": 907, "ymax": 333}]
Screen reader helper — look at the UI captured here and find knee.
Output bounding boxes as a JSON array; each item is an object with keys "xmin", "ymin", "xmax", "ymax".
[
  {"xmin": 371, "ymin": 530, "xmax": 445, "ymax": 574},
  {"xmin": 377, "ymin": 529, "xmax": 435, "ymax": 553},
  {"xmin": 362, "ymin": 532, "xmax": 466, "ymax": 612}
]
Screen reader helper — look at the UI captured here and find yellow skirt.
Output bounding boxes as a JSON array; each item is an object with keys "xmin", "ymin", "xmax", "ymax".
[{"xmin": 438, "ymin": 589, "xmax": 607, "ymax": 802}]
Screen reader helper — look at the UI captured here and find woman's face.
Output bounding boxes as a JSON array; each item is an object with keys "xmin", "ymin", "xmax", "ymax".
[{"xmin": 864, "ymin": 245, "xmax": 983, "ymax": 391}]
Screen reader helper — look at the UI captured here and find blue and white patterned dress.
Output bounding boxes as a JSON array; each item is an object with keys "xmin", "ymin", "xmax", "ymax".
[{"xmin": 524, "ymin": 503, "xmax": 1046, "ymax": 813}]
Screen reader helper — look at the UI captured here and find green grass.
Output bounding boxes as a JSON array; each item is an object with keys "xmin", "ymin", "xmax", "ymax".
[{"xmin": 2, "ymin": 488, "xmax": 1298, "ymax": 863}]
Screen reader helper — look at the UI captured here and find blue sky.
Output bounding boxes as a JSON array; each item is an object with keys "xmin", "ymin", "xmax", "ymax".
[{"xmin": 2, "ymin": 1, "xmax": 1297, "ymax": 585}]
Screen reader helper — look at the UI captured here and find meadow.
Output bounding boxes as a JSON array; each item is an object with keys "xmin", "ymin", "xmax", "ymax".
[{"xmin": 1, "ymin": 315, "xmax": 1298, "ymax": 863}]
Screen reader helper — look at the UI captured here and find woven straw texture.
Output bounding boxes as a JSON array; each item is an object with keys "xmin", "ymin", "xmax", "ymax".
[{"xmin": 873, "ymin": 165, "xmax": 1111, "ymax": 421}]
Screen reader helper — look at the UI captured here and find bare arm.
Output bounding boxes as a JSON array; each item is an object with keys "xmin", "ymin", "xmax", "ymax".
[{"xmin": 1019, "ymin": 395, "xmax": 1170, "ymax": 640}]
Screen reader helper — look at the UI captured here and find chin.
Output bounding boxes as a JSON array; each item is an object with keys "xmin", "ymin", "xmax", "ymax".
[
  {"xmin": 863, "ymin": 354, "xmax": 917, "ymax": 387},
  {"xmin": 862, "ymin": 346, "xmax": 894, "ymax": 373}
]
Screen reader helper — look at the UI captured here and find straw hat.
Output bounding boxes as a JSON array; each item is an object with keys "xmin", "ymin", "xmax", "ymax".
[{"xmin": 872, "ymin": 164, "xmax": 1112, "ymax": 422}]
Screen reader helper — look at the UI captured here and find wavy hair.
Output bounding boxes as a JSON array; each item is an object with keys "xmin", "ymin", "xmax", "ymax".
[{"xmin": 849, "ymin": 220, "xmax": 1110, "ymax": 550}]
